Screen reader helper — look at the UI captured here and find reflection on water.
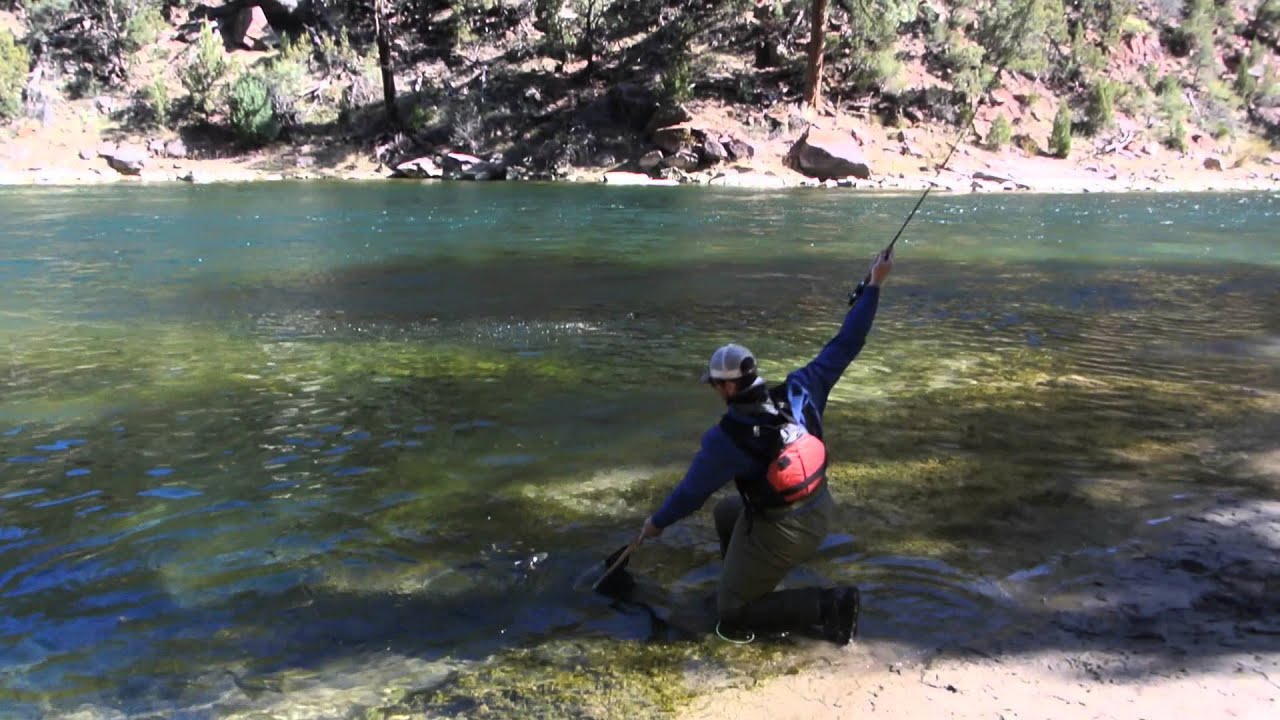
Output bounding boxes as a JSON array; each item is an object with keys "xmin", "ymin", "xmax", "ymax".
[{"xmin": 0, "ymin": 185, "xmax": 1277, "ymax": 718}]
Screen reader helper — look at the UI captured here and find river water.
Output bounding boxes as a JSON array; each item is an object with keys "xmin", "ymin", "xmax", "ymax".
[{"xmin": 0, "ymin": 184, "xmax": 1277, "ymax": 718}]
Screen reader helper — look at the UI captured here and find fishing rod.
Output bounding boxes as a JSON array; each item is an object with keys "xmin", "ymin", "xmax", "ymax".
[
  {"xmin": 848, "ymin": 15, "xmax": 1030, "ymax": 307},
  {"xmin": 589, "ymin": 7, "xmax": 1036, "ymax": 601},
  {"xmin": 846, "ymin": 102, "xmax": 985, "ymax": 306}
]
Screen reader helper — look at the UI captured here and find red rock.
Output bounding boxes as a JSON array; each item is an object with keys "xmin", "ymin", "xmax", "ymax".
[
  {"xmin": 788, "ymin": 128, "xmax": 871, "ymax": 180},
  {"xmin": 233, "ymin": 7, "xmax": 275, "ymax": 51}
]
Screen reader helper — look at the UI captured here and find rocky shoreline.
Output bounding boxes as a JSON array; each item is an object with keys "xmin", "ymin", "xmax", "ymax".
[
  {"xmin": 2, "ymin": 150, "xmax": 1277, "ymax": 194},
  {"xmin": 4, "ymin": 0, "xmax": 1280, "ymax": 198},
  {"xmin": 3, "ymin": 120, "xmax": 1278, "ymax": 194}
]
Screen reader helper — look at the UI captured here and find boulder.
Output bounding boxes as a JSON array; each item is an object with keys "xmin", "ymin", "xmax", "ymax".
[
  {"xmin": 655, "ymin": 167, "xmax": 692, "ymax": 183},
  {"xmin": 973, "ymin": 170, "xmax": 1016, "ymax": 185},
  {"xmin": 788, "ymin": 128, "xmax": 871, "ymax": 180},
  {"xmin": 1251, "ymin": 108, "xmax": 1280, "ymax": 146},
  {"xmin": 652, "ymin": 125, "xmax": 693, "ymax": 154},
  {"xmin": 232, "ymin": 6, "xmax": 278, "ymax": 51},
  {"xmin": 1203, "ymin": 156, "xmax": 1223, "ymax": 171},
  {"xmin": 698, "ymin": 139, "xmax": 728, "ymax": 165},
  {"xmin": 638, "ymin": 150, "xmax": 664, "ymax": 171},
  {"xmin": 644, "ymin": 104, "xmax": 693, "ymax": 135},
  {"xmin": 441, "ymin": 151, "xmax": 483, "ymax": 179},
  {"xmin": 462, "ymin": 161, "xmax": 506, "ymax": 181},
  {"xmin": 101, "ymin": 144, "xmax": 148, "ymax": 175},
  {"xmin": 192, "ymin": 0, "xmax": 312, "ymax": 33},
  {"xmin": 662, "ymin": 151, "xmax": 699, "ymax": 171},
  {"xmin": 165, "ymin": 139, "xmax": 189, "ymax": 159},
  {"xmin": 393, "ymin": 157, "xmax": 443, "ymax": 179},
  {"xmin": 722, "ymin": 138, "xmax": 754, "ymax": 161}
]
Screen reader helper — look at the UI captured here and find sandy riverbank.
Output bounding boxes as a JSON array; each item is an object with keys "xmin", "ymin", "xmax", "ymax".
[
  {"xmin": 0, "ymin": 146, "xmax": 1275, "ymax": 193},
  {"xmin": 1, "ymin": 106, "xmax": 1277, "ymax": 193},
  {"xmin": 1, "ymin": 156, "xmax": 1275, "ymax": 193},
  {"xmin": 680, "ymin": 493, "xmax": 1280, "ymax": 720}
]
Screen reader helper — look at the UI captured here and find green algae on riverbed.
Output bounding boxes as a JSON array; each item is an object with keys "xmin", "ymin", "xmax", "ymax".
[
  {"xmin": 1, "ymin": 187, "xmax": 1276, "ymax": 719},
  {"xmin": 817, "ymin": 370, "xmax": 1275, "ymax": 569},
  {"xmin": 3, "ymin": 300, "xmax": 1269, "ymax": 579},
  {"xmin": 371, "ymin": 637, "xmax": 804, "ymax": 720}
]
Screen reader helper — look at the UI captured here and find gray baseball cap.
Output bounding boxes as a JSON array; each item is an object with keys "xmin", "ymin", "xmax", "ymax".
[{"xmin": 700, "ymin": 343, "xmax": 757, "ymax": 383}]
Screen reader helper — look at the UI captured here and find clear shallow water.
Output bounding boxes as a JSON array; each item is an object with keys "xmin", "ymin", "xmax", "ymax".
[{"xmin": 0, "ymin": 184, "xmax": 1277, "ymax": 718}]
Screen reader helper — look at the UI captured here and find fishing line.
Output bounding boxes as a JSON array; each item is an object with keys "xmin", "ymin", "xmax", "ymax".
[
  {"xmin": 714, "ymin": 621, "xmax": 755, "ymax": 645},
  {"xmin": 848, "ymin": 5, "xmax": 1034, "ymax": 306}
]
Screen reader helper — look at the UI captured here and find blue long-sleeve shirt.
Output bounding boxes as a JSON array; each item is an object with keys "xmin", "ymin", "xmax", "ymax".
[{"xmin": 651, "ymin": 286, "xmax": 881, "ymax": 528}]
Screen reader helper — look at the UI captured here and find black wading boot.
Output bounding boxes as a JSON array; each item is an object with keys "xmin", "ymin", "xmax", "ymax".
[
  {"xmin": 719, "ymin": 586, "xmax": 860, "ymax": 645},
  {"xmin": 719, "ymin": 588, "xmax": 822, "ymax": 642},
  {"xmin": 820, "ymin": 585, "xmax": 860, "ymax": 645}
]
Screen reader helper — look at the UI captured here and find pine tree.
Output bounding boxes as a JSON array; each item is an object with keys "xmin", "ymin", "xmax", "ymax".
[
  {"xmin": 987, "ymin": 113, "xmax": 1012, "ymax": 149},
  {"xmin": 1050, "ymin": 102, "xmax": 1073, "ymax": 158},
  {"xmin": 1086, "ymin": 80, "xmax": 1115, "ymax": 135}
]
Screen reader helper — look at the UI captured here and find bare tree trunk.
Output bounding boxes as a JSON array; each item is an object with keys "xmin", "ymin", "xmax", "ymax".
[
  {"xmin": 374, "ymin": 0, "xmax": 400, "ymax": 127},
  {"xmin": 802, "ymin": 0, "xmax": 829, "ymax": 112},
  {"xmin": 583, "ymin": 0, "xmax": 597, "ymax": 75}
]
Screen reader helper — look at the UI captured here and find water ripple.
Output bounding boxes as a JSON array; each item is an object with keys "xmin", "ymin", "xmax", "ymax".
[{"xmin": 0, "ymin": 187, "xmax": 1275, "ymax": 718}]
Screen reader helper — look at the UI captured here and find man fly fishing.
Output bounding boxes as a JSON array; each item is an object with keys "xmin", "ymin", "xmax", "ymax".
[{"xmin": 638, "ymin": 248, "xmax": 895, "ymax": 645}]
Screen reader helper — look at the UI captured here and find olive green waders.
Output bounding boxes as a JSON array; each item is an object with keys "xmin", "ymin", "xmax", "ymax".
[{"xmin": 713, "ymin": 486, "xmax": 849, "ymax": 639}]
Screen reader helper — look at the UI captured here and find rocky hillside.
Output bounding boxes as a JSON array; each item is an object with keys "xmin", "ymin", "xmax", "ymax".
[{"xmin": 0, "ymin": 0, "xmax": 1277, "ymax": 186}]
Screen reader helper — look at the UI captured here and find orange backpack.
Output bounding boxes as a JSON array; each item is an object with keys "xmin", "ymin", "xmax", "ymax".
[{"xmin": 720, "ymin": 414, "xmax": 828, "ymax": 508}]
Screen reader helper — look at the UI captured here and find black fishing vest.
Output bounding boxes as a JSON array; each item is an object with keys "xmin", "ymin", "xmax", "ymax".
[{"xmin": 719, "ymin": 384, "xmax": 829, "ymax": 510}]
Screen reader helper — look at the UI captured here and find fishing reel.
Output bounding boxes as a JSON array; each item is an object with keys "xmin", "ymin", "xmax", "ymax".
[{"xmin": 847, "ymin": 278, "xmax": 870, "ymax": 307}]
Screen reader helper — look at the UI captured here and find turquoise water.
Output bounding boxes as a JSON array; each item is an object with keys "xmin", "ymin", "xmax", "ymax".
[{"xmin": 0, "ymin": 184, "xmax": 1277, "ymax": 718}]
